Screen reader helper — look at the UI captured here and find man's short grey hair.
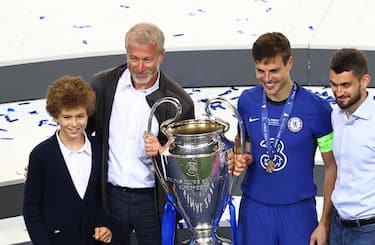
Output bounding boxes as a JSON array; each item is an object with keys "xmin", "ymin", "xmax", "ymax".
[{"xmin": 125, "ymin": 22, "xmax": 165, "ymax": 53}]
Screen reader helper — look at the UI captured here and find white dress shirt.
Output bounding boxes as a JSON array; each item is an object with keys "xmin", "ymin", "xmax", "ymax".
[
  {"xmin": 331, "ymin": 95, "xmax": 375, "ymax": 220},
  {"xmin": 56, "ymin": 131, "xmax": 92, "ymax": 199},
  {"xmin": 107, "ymin": 68, "xmax": 159, "ymax": 188}
]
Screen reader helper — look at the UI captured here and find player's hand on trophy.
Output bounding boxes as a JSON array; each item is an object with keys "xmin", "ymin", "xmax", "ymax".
[
  {"xmin": 228, "ymin": 134, "xmax": 253, "ymax": 176},
  {"xmin": 227, "ymin": 152, "xmax": 253, "ymax": 176}
]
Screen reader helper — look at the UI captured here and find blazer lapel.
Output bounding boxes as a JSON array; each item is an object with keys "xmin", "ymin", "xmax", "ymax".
[{"xmin": 52, "ymin": 134, "xmax": 87, "ymax": 201}]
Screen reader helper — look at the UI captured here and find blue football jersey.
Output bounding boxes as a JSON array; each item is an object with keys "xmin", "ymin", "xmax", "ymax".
[{"xmin": 238, "ymin": 84, "xmax": 332, "ymax": 204}]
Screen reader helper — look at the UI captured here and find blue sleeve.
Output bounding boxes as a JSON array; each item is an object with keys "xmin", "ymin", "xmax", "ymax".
[{"xmin": 313, "ymin": 96, "xmax": 333, "ymax": 138}]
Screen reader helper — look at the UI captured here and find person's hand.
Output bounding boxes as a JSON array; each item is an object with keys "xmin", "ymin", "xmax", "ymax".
[
  {"xmin": 93, "ymin": 226, "xmax": 112, "ymax": 243},
  {"xmin": 24, "ymin": 165, "xmax": 29, "ymax": 180},
  {"xmin": 309, "ymin": 222, "xmax": 329, "ymax": 245},
  {"xmin": 227, "ymin": 151, "xmax": 253, "ymax": 176},
  {"xmin": 143, "ymin": 132, "xmax": 162, "ymax": 157},
  {"xmin": 143, "ymin": 131, "xmax": 174, "ymax": 157}
]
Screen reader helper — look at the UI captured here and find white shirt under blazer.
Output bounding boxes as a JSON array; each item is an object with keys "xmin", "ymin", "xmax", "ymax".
[
  {"xmin": 56, "ymin": 130, "xmax": 92, "ymax": 199},
  {"xmin": 107, "ymin": 68, "xmax": 159, "ymax": 188}
]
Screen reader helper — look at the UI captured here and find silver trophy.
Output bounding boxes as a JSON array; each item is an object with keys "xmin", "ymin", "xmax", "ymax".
[{"xmin": 147, "ymin": 97, "xmax": 244, "ymax": 245}]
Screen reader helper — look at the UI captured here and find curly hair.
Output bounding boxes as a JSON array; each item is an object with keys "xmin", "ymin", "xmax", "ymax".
[{"xmin": 46, "ymin": 76, "xmax": 96, "ymax": 119}]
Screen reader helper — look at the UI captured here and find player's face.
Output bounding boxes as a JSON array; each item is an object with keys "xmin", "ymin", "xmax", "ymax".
[
  {"xmin": 127, "ymin": 41, "xmax": 164, "ymax": 88},
  {"xmin": 255, "ymin": 55, "xmax": 293, "ymax": 101},
  {"xmin": 329, "ymin": 70, "xmax": 369, "ymax": 114},
  {"xmin": 55, "ymin": 107, "xmax": 88, "ymax": 142}
]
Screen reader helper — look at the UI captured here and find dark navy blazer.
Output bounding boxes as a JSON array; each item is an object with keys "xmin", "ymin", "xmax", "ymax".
[{"xmin": 23, "ymin": 133, "xmax": 108, "ymax": 245}]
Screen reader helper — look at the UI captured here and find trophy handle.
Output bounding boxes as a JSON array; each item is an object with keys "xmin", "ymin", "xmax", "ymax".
[
  {"xmin": 205, "ymin": 97, "xmax": 245, "ymax": 154},
  {"xmin": 147, "ymin": 97, "xmax": 182, "ymax": 135},
  {"xmin": 206, "ymin": 97, "xmax": 244, "ymax": 245},
  {"xmin": 147, "ymin": 97, "xmax": 182, "ymax": 194},
  {"xmin": 205, "ymin": 97, "xmax": 246, "ymax": 196}
]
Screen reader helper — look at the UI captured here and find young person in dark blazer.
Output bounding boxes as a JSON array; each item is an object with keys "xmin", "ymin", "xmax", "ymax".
[
  {"xmin": 23, "ymin": 76, "xmax": 112, "ymax": 245},
  {"xmin": 86, "ymin": 22, "xmax": 195, "ymax": 245}
]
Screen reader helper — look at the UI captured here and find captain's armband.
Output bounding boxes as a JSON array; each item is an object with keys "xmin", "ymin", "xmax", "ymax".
[{"xmin": 317, "ymin": 132, "xmax": 333, "ymax": 153}]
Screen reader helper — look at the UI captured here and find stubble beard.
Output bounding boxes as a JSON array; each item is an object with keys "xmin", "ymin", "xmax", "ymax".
[{"xmin": 336, "ymin": 91, "xmax": 361, "ymax": 110}]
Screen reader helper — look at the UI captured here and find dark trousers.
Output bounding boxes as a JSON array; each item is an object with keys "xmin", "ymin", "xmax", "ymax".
[
  {"xmin": 330, "ymin": 209, "xmax": 375, "ymax": 245},
  {"xmin": 107, "ymin": 184, "xmax": 162, "ymax": 245}
]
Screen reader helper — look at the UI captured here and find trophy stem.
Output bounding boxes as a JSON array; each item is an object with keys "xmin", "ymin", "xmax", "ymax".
[
  {"xmin": 193, "ymin": 225, "xmax": 214, "ymax": 244},
  {"xmin": 180, "ymin": 225, "xmax": 231, "ymax": 245}
]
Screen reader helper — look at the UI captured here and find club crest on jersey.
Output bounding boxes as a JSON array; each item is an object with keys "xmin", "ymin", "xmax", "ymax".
[{"xmin": 287, "ymin": 117, "xmax": 303, "ymax": 132}]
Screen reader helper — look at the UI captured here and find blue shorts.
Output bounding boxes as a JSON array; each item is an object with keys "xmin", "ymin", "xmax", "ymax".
[{"xmin": 237, "ymin": 195, "xmax": 318, "ymax": 245}]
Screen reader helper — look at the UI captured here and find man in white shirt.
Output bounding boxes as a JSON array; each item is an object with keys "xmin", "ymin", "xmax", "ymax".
[
  {"xmin": 86, "ymin": 22, "xmax": 195, "ymax": 245},
  {"xmin": 329, "ymin": 48, "xmax": 375, "ymax": 244}
]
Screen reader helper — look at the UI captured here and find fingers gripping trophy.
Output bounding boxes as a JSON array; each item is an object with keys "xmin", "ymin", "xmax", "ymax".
[{"xmin": 147, "ymin": 97, "xmax": 245, "ymax": 245}]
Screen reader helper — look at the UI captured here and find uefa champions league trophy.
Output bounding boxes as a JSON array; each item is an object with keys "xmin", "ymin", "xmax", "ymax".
[{"xmin": 147, "ymin": 97, "xmax": 245, "ymax": 245}]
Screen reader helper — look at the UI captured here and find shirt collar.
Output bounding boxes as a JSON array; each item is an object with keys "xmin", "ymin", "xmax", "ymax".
[
  {"xmin": 340, "ymin": 93, "xmax": 373, "ymax": 121},
  {"xmin": 56, "ymin": 130, "xmax": 92, "ymax": 156},
  {"xmin": 118, "ymin": 68, "xmax": 160, "ymax": 95}
]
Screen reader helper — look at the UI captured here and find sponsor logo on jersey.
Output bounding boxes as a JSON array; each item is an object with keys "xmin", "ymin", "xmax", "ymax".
[
  {"xmin": 248, "ymin": 117, "xmax": 260, "ymax": 123},
  {"xmin": 259, "ymin": 138, "xmax": 287, "ymax": 171}
]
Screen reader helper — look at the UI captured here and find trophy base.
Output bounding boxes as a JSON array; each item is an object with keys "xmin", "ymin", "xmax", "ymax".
[{"xmin": 180, "ymin": 234, "xmax": 232, "ymax": 245}]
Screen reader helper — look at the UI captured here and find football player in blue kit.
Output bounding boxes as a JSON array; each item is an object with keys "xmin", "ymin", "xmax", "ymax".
[{"xmin": 228, "ymin": 32, "xmax": 337, "ymax": 245}]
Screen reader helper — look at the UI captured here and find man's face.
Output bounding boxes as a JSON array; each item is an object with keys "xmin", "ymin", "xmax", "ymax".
[
  {"xmin": 127, "ymin": 41, "xmax": 164, "ymax": 86},
  {"xmin": 255, "ymin": 55, "xmax": 293, "ymax": 101},
  {"xmin": 329, "ymin": 70, "xmax": 369, "ymax": 113}
]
